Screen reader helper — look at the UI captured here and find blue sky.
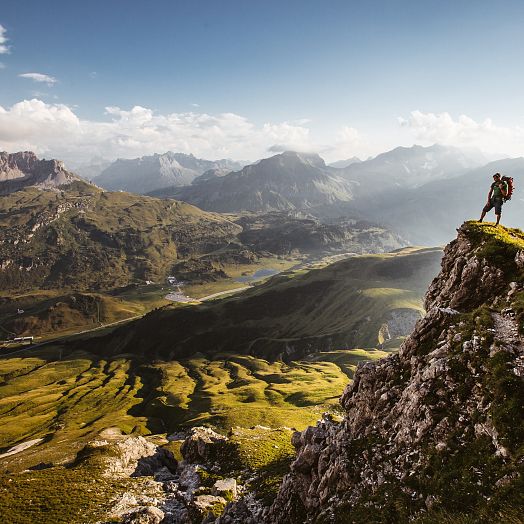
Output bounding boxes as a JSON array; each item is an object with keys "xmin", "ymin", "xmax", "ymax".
[{"xmin": 1, "ymin": 0, "xmax": 523, "ymax": 163}]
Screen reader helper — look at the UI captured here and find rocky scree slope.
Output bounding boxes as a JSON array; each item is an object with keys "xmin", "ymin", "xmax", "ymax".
[{"xmin": 221, "ymin": 222, "xmax": 524, "ymax": 523}]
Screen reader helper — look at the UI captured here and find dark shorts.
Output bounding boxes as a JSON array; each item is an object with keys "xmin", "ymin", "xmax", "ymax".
[{"xmin": 483, "ymin": 197, "xmax": 503, "ymax": 215}]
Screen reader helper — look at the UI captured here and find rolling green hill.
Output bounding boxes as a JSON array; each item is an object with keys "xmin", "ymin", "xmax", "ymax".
[
  {"xmin": 102, "ymin": 246, "xmax": 443, "ymax": 361},
  {"xmin": 0, "ymin": 348, "xmax": 383, "ymax": 473},
  {"xmin": 0, "ymin": 180, "xmax": 242, "ymax": 292},
  {"xmin": 0, "ymin": 246, "xmax": 441, "ymax": 474}
]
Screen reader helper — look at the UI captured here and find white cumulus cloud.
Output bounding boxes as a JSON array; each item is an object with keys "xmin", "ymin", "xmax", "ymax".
[
  {"xmin": 0, "ymin": 24, "xmax": 9, "ymax": 54},
  {"xmin": 0, "ymin": 99, "xmax": 320, "ymax": 164},
  {"xmin": 332, "ymin": 126, "xmax": 364, "ymax": 156},
  {"xmin": 19, "ymin": 73, "xmax": 58, "ymax": 86},
  {"xmin": 399, "ymin": 110, "xmax": 524, "ymax": 157}
]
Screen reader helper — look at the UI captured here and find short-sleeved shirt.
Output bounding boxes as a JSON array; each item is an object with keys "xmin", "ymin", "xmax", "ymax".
[{"xmin": 491, "ymin": 181, "xmax": 508, "ymax": 199}]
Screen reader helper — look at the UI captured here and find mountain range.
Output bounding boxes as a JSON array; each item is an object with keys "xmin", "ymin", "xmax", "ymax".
[
  {"xmin": 355, "ymin": 156, "xmax": 524, "ymax": 244},
  {"xmin": 0, "ymin": 151, "xmax": 403, "ymax": 298},
  {"xmin": 343, "ymin": 143, "xmax": 487, "ymax": 191},
  {"xmin": 148, "ymin": 145, "xmax": 486, "ymax": 216},
  {"xmin": 93, "ymin": 152, "xmax": 243, "ymax": 194},
  {"xmin": 154, "ymin": 151, "xmax": 356, "ymax": 212}
]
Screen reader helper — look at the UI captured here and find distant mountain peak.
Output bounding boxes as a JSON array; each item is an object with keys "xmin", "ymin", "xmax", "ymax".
[
  {"xmin": 263, "ymin": 151, "xmax": 326, "ymax": 169},
  {"xmin": 162, "ymin": 150, "xmax": 354, "ymax": 213},
  {"xmin": 94, "ymin": 152, "xmax": 244, "ymax": 194},
  {"xmin": 329, "ymin": 156, "xmax": 362, "ymax": 169},
  {"xmin": 0, "ymin": 151, "xmax": 81, "ymax": 194}
]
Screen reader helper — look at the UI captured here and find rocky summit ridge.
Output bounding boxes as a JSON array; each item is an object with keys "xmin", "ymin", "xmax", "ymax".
[
  {"xmin": 218, "ymin": 222, "xmax": 524, "ymax": 523},
  {"xmin": 0, "ymin": 151, "xmax": 79, "ymax": 194}
]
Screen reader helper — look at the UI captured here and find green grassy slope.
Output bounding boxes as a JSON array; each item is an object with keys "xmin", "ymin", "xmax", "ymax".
[
  {"xmin": 0, "ymin": 182, "xmax": 242, "ymax": 292},
  {"xmin": 0, "ymin": 246, "xmax": 443, "ymax": 524},
  {"xmin": 0, "ymin": 346, "xmax": 385, "ymax": 474},
  {"xmin": 104, "ymin": 246, "xmax": 443, "ymax": 361},
  {"xmin": 0, "ymin": 247, "xmax": 441, "ymax": 472},
  {"xmin": 0, "ymin": 291, "xmax": 145, "ymax": 340}
]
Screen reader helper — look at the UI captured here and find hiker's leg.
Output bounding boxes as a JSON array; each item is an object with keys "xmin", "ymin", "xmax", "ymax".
[
  {"xmin": 480, "ymin": 202, "xmax": 491, "ymax": 222},
  {"xmin": 494, "ymin": 200, "xmax": 502, "ymax": 225}
]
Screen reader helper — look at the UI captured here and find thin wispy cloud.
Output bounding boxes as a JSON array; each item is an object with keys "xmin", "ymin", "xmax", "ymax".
[
  {"xmin": 191, "ymin": 103, "xmax": 200, "ymax": 108},
  {"xmin": 0, "ymin": 24, "xmax": 9, "ymax": 54},
  {"xmin": 19, "ymin": 72, "xmax": 58, "ymax": 86},
  {"xmin": 0, "ymin": 62, "xmax": 5, "ymax": 69}
]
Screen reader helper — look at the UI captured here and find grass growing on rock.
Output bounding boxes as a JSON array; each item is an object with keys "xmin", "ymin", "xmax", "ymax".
[
  {"xmin": 0, "ymin": 462, "xmax": 131, "ymax": 524},
  {"xmin": 463, "ymin": 221, "xmax": 524, "ymax": 279},
  {"xmin": 217, "ymin": 427, "xmax": 296, "ymax": 506}
]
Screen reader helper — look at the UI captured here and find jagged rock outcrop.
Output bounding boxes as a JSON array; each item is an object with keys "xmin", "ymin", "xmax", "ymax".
[
  {"xmin": 180, "ymin": 427, "xmax": 229, "ymax": 464},
  {"xmin": 0, "ymin": 151, "xmax": 79, "ymax": 194},
  {"xmin": 77, "ymin": 436, "xmax": 178, "ymax": 478},
  {"xmin": 227, "ymin": 222, "xmax": 524, "ymax": 523},
  {"xmin": 102, "ymin": 428, "xmax": 247, "ymax": 523}
]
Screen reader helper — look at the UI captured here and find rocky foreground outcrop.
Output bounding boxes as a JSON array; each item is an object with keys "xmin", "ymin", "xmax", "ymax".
[
  {"xmin": 264, "ymin": 223, "xmax": 524, "ymax": 523},
  {"xmin": 219, "ymin": 222, "xmax": 524, "ymax": 523},
  {"xmin": 84, "ymin": 427, "xmax": 292, "ymax": 523}
]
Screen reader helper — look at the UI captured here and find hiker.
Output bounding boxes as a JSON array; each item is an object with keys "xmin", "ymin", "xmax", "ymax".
[{"xmin": 479, "ymin": 173, "xmax": 508, "ymax": 226}]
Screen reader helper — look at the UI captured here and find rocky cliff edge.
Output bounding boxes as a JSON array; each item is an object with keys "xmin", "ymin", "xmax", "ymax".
[{"xmin": 258, "ymin": 222, "xmax": 524, "ymax": 523}]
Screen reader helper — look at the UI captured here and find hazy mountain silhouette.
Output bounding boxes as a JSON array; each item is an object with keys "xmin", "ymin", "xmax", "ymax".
[
  {"xmin": 359, "ymin": 157, "xmax": 524, "ymax": 244},
  {"xmin": 94, "ymin": 152, "xmax": 242, "ymax": 194},
  {"xmin": 160, "ymin": 151, "xmax": 356, "ymax": 213}
]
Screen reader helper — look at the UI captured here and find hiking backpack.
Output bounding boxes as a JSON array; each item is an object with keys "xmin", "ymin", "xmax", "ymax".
[{"xmin": 502, "ymin": 176, "xmax": 514, "ymax": 201}]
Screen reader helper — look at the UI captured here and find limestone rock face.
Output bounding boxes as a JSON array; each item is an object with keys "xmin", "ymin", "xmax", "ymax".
[
  {"xmin": 96, "ymin": 152, "xmax": 242, "ymax": 195},
  {"xmin": 424, "ymin": 229, "xmax": 504, "ymax": 311},
  {"xmin": 181, "ymin": 427, "xmax": 228, "ymax": 464},
  {"xmin": 264, "ymin": 223, "xmax": 524, "ymax": 523},
  {"xmin": 0, "ymin": 151, "xmax": 79, "ymax": 194},
  {"xmin": 122, "ymin": 505, "xmax": 165, "ymax": 524},
  {"xmin": 80, "ymin": 436, "xmax": 177, "ymax": 478}
]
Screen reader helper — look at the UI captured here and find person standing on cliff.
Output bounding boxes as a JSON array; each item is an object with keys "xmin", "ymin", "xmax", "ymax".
[{"xmin": 479, "ymin": 173, "xmax": 508, "ymax": 226}]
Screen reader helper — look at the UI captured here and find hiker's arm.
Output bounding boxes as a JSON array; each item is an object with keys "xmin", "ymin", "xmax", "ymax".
[
  {"xmin": 501, "ymin": 183, "xmax": 508, "ymax": 197},
  {"xmin": 487, "ymin": 188, "xmax": 493, "ymax": 202}
]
